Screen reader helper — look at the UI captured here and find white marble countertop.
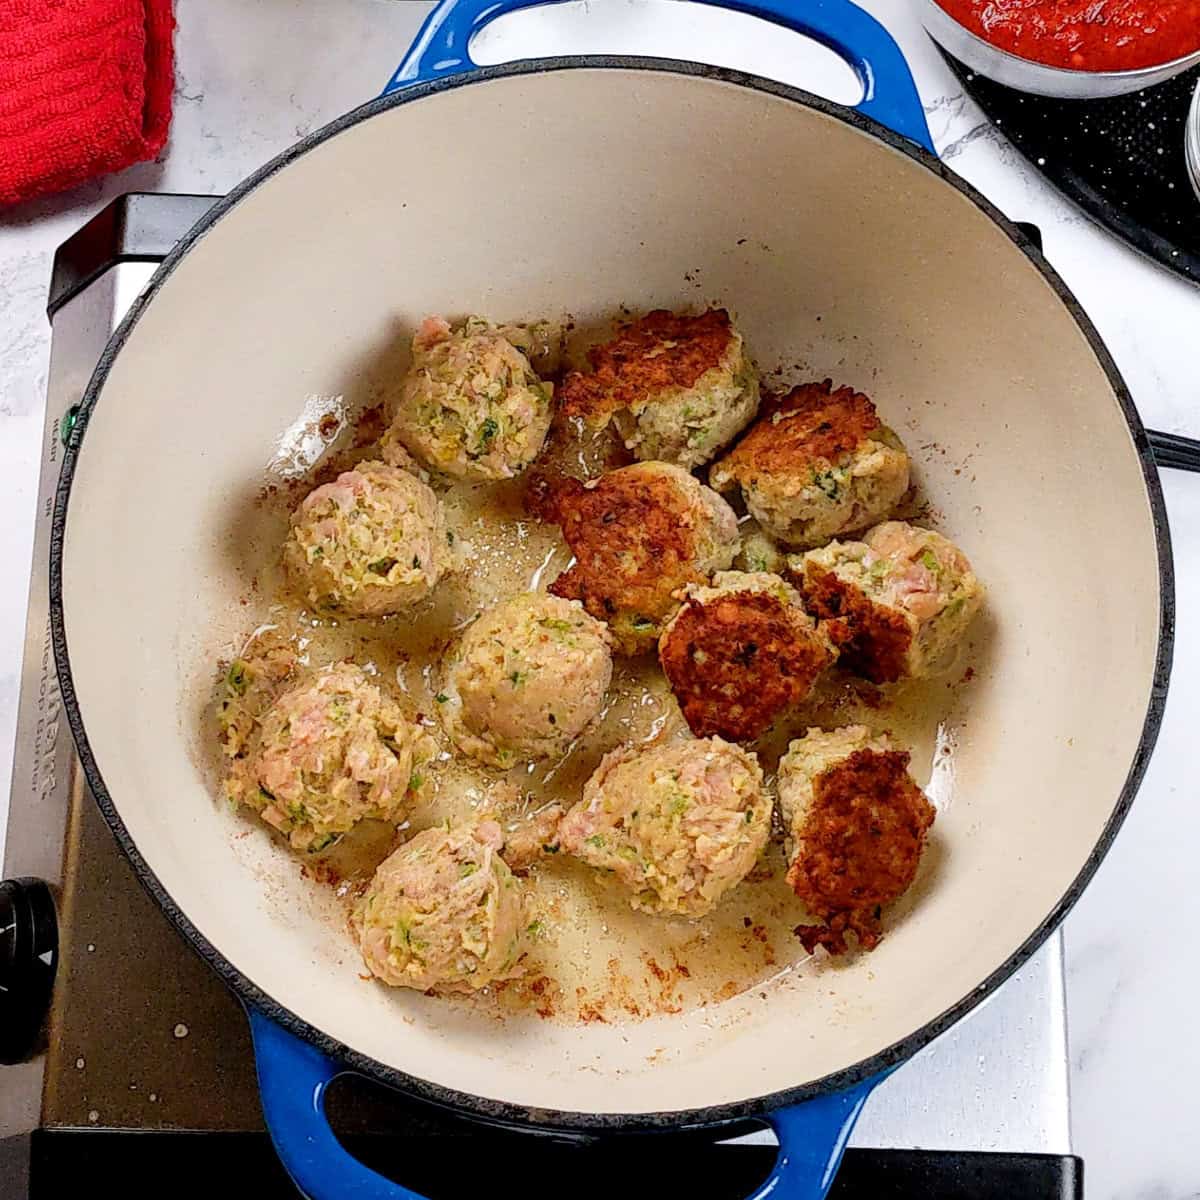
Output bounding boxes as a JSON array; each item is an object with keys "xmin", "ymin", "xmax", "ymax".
[{"xmin": 1, "ymin": 1, "xmax": 1197, "ymax": 1195}]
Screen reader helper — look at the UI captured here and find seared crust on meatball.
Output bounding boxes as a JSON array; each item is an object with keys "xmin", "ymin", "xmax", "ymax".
[
  {"xmin": 559, "ymin": 309, "xmax": 759, "ymax": 469},
  {"xmin": 562, "ymin": 309, "xmax": 737, "ymax": 422},
  {"xmin": 800, "ymin": 561, "xmax": 914, "ymax": 683},
  {"xmin": 790, "ymin": 750, "xmax": 933, "ymax": 953},
  {"xmin": 778, "ymin": 727, "xmax": 934, "ymax": 954},
  {"xmin": 710, "ymin": 380, "xmax": 910, "ymax": 548},
  {"xmin": 547, "ymin": 462, "xmax": 739, "ymax": 654},
  {"xmin": 716, "ymin": 380, "xmax": 879, "ymax": 477},
  {"xmin": 792, "ymin": 522, "xmax": 984, "ymax": 683},
  {"xmin": 659, "ymin": 572, "xmax": 834, "ymax": 742}
]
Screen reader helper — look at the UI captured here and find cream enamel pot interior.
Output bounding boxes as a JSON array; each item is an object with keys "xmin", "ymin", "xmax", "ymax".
[{"xmin": 49, "ymin": 1, "xmax": 1172, "ymax": 1197}]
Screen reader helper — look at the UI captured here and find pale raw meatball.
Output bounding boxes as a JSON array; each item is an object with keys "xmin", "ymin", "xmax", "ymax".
[
  {"xmin": 353, "ymin": 820, "xmax": 529, "ymax": 991},
  {"xmin": 439, "ymin": 593, "xmax": 613, "ymax": 768},
  {"xmin": 710, "ymin": 380, "xmax": 909, "ymax": 549},
  {"xmin": 283, "ymin": 460, "xmax": 458, "ymax": 617},
  {"xmin": 560, "ymin": 308, "xmax": 760, "ymax": 470},
  {"xmin": 559, "ymin": 738, "xmax": 771, "ymax": 917},
  {"xmin": 795, "ymin": 521, "xmax": 984, "ymax": 682},
  {"xmin": 225, "ymin": 663, "xmax": 434, "ymax": 853},
  {"xmin": 777, "ymin": 726, "xmax": 934, "ymax": 954},
  {"xmin": 549, "ymin": 461, "xmax": 740, "ymax": 655},
  {"xmin": 389, "ymin": 316, "xmax": 553, "ymax": 481}
]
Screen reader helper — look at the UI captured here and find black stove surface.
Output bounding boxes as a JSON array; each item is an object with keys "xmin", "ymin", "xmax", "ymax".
[{"xmin": 9, "ymin": 1129, "xmax": 1081, "ymax": 1200}]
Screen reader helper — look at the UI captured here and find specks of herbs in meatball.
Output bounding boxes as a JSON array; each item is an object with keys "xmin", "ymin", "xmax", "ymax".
[
  {"xmin": 734, "ymin": 521, "xmax": 786, "ymax": 575},
  {"xmin": 559, "ymin": 309, "xmax": 760, "ymax": 470},
  {"xmin": 217, "ymin": 639, "xmax": 298, "ymax": 764},
  {"xmin": 223, "ymin": 662, "xmax": 434, "ymax": 853},
  {"xmin": 710, "ymin": 380, "xmax": 910, "ymax": 549},
  {"xmin": 547, "ymin": 461, "xmax": 740, "ymax": 655},
  {"xmin": 352, "ymin": 819, "xmax": 529, "ymax": 992},
  {"xmin": 777, "ymin": 726, "xmax": 935, "ymax": 955},
  {"xmin": 439, "ymin": 593, "xmax": 613, "ymax": 769},
  {"xmin": 283, "ymin": 460, "xmax": 461, "ymax": 618},
  {"xmin": 559, "ymin": 737, "xmax": 771, "ymax": 917},
  {"xmin": 659, "ymin": 571, "xmax": 836, "ymax": 742},
  {"xmin": 388, "ymin": 315, "xmax": 554, "ymax": 481},
  {"xmin": 793, "ymin": 521, "xmax": 984, "ymax": 683}
]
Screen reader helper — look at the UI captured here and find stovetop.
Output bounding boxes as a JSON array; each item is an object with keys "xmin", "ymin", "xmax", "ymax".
[{"xmin": 0, "ymin": 195, "xmax": 1081, "ymax": 1199}]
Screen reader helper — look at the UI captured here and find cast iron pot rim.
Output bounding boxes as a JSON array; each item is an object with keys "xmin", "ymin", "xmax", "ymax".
[{"xmin": 48, "ymin": 55, "xmax": 1175, "ymax": 1136}]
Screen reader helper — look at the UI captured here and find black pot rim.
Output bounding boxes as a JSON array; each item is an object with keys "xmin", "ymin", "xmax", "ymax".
[{"xmin": 48, "ymin": 55, "xmax": 1175, "ymax": 1135}]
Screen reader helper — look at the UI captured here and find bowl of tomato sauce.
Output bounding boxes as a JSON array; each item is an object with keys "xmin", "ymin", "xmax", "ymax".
[{"xmin": 920, "ymin": 0, "xmax": 1200, "ymax": 98}]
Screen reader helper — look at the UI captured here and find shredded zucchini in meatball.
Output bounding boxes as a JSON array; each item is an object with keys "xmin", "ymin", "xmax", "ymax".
[
  {"xmin": 440, "ymin": 593, "xmax": 613, "ymax": 768},
  {"xmin": 353, "ymin": 820, "xmax": 530, "ymax": 991},
  {"xmin": 223, "ymin": 662, "xmax": 434, "ymax": 853},
  {"xmin": 389, "ymin": 315, "xmax": 554, "ymax": 481},
  {"xmin": 559, "ymin": 737, "xmax": 770, "ymax": 916},
  {"xmin": 284, "ymin": 460, "xmax": 461, "ymax": 617}
]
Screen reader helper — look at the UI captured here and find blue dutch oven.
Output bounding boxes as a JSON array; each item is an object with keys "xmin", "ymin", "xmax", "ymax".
[{"xmin": 49, "ymin": 1, "xmax": 1172, "ymax": 1198}]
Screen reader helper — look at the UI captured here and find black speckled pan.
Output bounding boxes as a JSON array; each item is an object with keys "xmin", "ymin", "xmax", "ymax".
[{"xmin": 946, "ymin": 53, "xmax": 1200, "ymax": 285}]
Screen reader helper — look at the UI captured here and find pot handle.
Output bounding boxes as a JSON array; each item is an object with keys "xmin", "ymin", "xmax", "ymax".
[
  {"xmin": 250, "ymin": 1008, "xmax": 880, "ymax": 1200},
  {"xmin": 250, "ymin": 1009, "xmax": 428, "ymax": 1200},
  {"xmin": 383, "ymin": 0, "xmax": 934, "ymax": 151},
  {"xmin": 749, "ymin": 1077, "xmax": 879, "ymax": 1199}
]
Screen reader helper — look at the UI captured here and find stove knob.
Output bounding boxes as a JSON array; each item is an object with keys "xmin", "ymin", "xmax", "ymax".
[{"xmin": 0, "ymin": 878, "xmax": 58, "ymax": 1066}]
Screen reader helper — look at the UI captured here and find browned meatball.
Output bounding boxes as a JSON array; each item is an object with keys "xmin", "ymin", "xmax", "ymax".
[
  {"xmin": 559, "ymin": 309, "xmax": 759, "ymax": 469},
  {"xmin": 547, "ymin": 462, "xmax": 739, "ymax": 654},
  {"xmin": 777, "ymin": 727, "xmax": 935, "ymax": 954},
  {"xmin": 658, "ymin": 572, "xmax": 835, "ymax": 742},
  {"xmin": 793, "ymin": 522, "xmax": 985, "ymax": 683},
  {"xmin": 710, "ymin": 381, "xmax": 909, "ymax": 548}
]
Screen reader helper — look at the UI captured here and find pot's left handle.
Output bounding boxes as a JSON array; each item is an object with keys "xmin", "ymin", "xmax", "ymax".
[
  {"xmin": 383, "ymin": 0, "xmax": 934, "ymax": 152},
  {"xmin": 252, "ymin": 1009, "xmax": 881, "ymax": 1200},
  {"xmin": 250, "ymin": 1010, "xmax": 431, "ymax": 1200}
]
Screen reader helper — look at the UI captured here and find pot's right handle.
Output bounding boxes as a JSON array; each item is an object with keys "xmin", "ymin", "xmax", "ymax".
[
  {"xmin": 1148, "ymin": 429, "xmax": 1200, "ymax": 474},
  {"xmin": 383, "ymin": 0, "xmax": 934, "ymax": 152},
  {"xmin": 252, "ymin": 1008, "xmax": 881, "ymax": 1200}
]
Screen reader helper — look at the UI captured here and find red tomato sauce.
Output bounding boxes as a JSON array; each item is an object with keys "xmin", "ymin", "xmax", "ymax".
[{"xmin": 935, "ymin": 0, "xmax": 1200, "ymax": 71}]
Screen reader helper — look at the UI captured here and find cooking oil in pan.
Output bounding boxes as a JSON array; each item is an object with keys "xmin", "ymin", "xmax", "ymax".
[{"xmin": 206, "ymin": 424, "xmax": 976, "ymax": 1024}]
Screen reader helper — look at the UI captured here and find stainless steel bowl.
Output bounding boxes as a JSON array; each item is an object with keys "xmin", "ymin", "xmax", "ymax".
[
  {"xmin": 918, "ymin": 0, "xmax": 1200, "ymax": 99},
  {"xmin": 1187, "ymin": 80, "xmax": 1200, "ymax": 202}
]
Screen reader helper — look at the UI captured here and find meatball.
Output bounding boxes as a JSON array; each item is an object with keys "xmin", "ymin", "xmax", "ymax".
[
  {"xmin": 777, "ymin": 726, "xmax": 935, "ymax": 954},
  {"xmin": 659, "ymin": 572, "xmax": 836, "ymax": 742},
  {"xmin": 559, "ymin": 309, "xmax": 760, "ymax": 470},
  {"xmin": 224, "ymin": 662, "xmax": 434, "ymax": 852},
  {"xmin": 709, "ymin": 380, "xmax": 910, "ymax": 548},
  {"xmin": 559, "ymin": 737, "xmax": 771, "ymax": 917},
  {"xmin": 388, "ymin": 316, "xmax": 554, "ymax": 481},
  {"xmin": 283, "ymin": 460, "xmax": 458, "ymax": 617},
  {"xmin": 734, "ymin": 521, "xmax": 786, "ymax": 575},
  {"xmin": 794, "ymin": 521, "xmax": 984, "ymax": 683},
  {"xmin": 501, "ymin": 802, "xmax": 565, "ymax": 873},
  {"xmin": 548, "ymin": 462, "xmax": 740, "ymax": 655},
  {"xmin": 439, "ymin": 593, "xmax": 613, "ymax": 769},
  {"xmin": 353, "ymin": 820, "xmax": 529, "ymax": 991}
]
